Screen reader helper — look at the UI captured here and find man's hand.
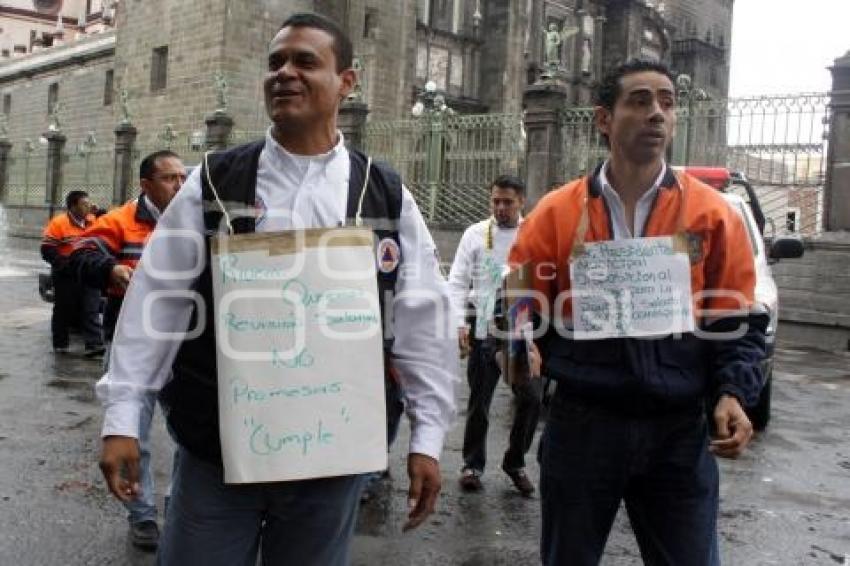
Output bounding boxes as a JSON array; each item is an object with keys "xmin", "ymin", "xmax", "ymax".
[
  {"xmin": 710, "ymin": 394, "xmax": 754, "ymax": 458},
  {"xmin": 458, "ymin": 326, "xmax": 470, "ymax": 359},
  {"xmin": 99, "ymin": 435, "xmax": 141, "ymax": 503},
  {"xmin": 403, "ymin": 453, "xmax": 441, "ymax": 532},
  {"xmin": 109, "ymin": 264, "xmax": 134, "ymax": 290}
]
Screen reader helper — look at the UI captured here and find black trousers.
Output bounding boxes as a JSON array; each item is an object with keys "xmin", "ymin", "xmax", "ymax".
[
  {"xmin": 51, "ymin": 270, "xmax": 102, "ymax": 350},
  {"xmin": 539, "ymin": 391, "xmax": 719, "ymax": 566},
  {"xmin": 461, "ymin": 336, "xmax": 543, "ymax": 473}
]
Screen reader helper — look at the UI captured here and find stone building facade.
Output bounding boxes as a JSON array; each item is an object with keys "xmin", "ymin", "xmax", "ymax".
[{"xmin": 0, "ymin": 0, "xmax": 735, "ymax": 153}]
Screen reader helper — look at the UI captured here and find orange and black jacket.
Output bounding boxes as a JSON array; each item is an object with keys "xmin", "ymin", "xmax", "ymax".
[
  {"xmin": 71, "ymin": 196, "xmax": 157, "ymax": 298},
  {"xmin": 41, "ymin": 212, "xmax": 94, "ymax": 273},
  {"xmin": 508, "ymin": 164, "xmax": 768, "ymax": 409}
]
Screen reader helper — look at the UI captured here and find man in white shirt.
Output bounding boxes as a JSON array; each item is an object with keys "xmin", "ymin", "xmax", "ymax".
[
  {"xmin": 96, "ymin": 13, "xmax": 456, "ymax": 565},
  {"xmin": 448, "ymin": 175, "xmax": 542, "ymax": 497}
]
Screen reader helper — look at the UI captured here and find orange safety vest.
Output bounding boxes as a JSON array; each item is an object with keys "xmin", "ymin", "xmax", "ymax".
[
  {"xmin": 74, "ymin": 197, "xmax": 157, "ymax": 297},
  {"xmin": 508, "ymin": 168, "xmax": 756, "ymax": 320},
  {"xmin": 42, "ymin": 212, "xmax": 94, "ymax": 258}
]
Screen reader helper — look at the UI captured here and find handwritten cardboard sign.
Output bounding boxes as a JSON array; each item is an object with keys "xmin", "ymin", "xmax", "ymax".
[
  {"xmin": 570, "ymin": 236, "xmax": 694, "ymax": 339},
  {"xmin": 211, "ymin": 228, "xmax": 387, "ymax": 483}
]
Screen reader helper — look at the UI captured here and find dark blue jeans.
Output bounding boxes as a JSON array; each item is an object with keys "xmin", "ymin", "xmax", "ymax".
[
  {"xmin": 158, "ymin": 447, "xmax": 366, "ymax": 566},
  {"xmin": 539, "ymin": 390, "xmax": 720, "ymax": 566}
]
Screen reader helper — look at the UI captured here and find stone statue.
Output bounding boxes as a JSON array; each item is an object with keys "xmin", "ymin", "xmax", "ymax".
[
  {"xmin": 158, "ymin": 124, "xmax": 179, "ymax": 148},
  {"xmin": 48, "ymin": 102, "xmax": 64, "ymax": 131},
  {"xmin": 214, "ymin": 70, "xmax": 228, "ymax": 112},
  {"xmin": 542, "ymin": 22, "xmax": 580, "ymax": 76},
  {"xmin": 119, "ymin": 89, "xmax": 131, "ymax": 125},
  {"xmin": 543, "ymin": 23, "xmax": 562, "ymax": 67},
  {"xmin": 0, "ymin": 118, "xmax": 8, "ymax": 139}
]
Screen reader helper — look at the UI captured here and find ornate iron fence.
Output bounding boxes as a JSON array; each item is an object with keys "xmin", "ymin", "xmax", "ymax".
[
  {"xmin": 364, "ymin": 112, "xmax": 525, "ymax": 228},
  {"xmin": 560, "ymin": 92, "xmax": 829, "ymax": 235},
  {"xmin": 4, "ymin": 142, "xmax": 48, "ymax": 206},
  {"xmin": 560, "ymin": 107, "xmax": 608, "ymax": 183},
  {"xmin": 63, "ymin": 145, "xmax": 114, "ymax": 208}
]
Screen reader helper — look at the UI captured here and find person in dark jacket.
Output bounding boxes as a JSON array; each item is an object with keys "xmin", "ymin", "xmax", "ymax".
[
  {"xmin": 41, "ymin": 190, "xmax": 103, "ymax": 356},
  {"xmin": 509, "ymin": 59, "xmax": 767, "ymax": 565},
  {"xmin": 71, "ymin": 150, "xmax": 185, "ymax": 550}
]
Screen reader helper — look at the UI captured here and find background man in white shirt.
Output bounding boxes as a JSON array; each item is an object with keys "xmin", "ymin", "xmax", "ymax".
[
  {"xmin": 96, "ymin": 12, "xmax": 456, "ymax": 565},
  {"xmin": 448, "ymin": 175, "xmax": 542, "ymax": 496}
]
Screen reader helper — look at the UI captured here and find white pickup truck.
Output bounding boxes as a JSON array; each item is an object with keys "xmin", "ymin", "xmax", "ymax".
[{"xmin": 682, "ymin": 167, "xmax": 804, "ymax": 430}]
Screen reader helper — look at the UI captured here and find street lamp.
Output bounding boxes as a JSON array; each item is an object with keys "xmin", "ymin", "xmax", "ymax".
[{"xmin": 411, "ymin": 80, "xmax": 453, "ymax": 221}]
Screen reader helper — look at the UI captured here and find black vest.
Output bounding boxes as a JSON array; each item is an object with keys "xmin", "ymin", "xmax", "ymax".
[{"xmin": 160, "ymin": 140, "xmax": 403, "ymax": 463}]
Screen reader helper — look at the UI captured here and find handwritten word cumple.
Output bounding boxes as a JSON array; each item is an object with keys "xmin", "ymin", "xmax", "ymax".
[
  {"xmin": 244, "ymin": 417, "xmax": 333, "ymax": 456},
  {"xmin": 230, "ymin": 377, "xmax": 342, "ymax": 405}
]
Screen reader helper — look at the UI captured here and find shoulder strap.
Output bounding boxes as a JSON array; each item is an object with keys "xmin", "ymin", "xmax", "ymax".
[{"xmin": 201, "ymin": 140, "xmax": 264, "ymax": 235}]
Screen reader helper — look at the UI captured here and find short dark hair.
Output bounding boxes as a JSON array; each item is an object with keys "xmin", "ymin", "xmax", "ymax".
[
  {"xmin": 594, "ymin": 59, "xmax": 675, "ymax": 110},
  {"xmin": 65, "ymin": 190, "xmax": 89, "ymax": 209},
  {"xmin": 140, "ymin": 150, "xmax": 180, "ymax": 181},
  {"xmin": 490, "ymin": 174, "xmax": 526, "ymax": 196},
  {"xmin": 278, "ymin": 12, "xmax": 353, "ymax": 72}
]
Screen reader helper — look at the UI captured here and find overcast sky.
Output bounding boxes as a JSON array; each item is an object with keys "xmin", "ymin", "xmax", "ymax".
[{"xmin": 729, "ymin": 0, "xmax": 850, "ymax": 96}]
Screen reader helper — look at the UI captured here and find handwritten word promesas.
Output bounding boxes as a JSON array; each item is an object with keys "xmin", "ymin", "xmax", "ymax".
[{"xmin": 230, "ymin": 378, "xmax": 343, "ymax": 405}]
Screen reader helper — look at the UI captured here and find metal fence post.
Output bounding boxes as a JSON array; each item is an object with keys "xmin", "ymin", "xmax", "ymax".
[
  {"xmin": 113, "ymin": 121, "xmax": 137, "ymax": 205},
  {"xmin": 338, "ymin": 99, "xmax": 369, "ymax": 152},
  {"xmin": 672, "ymin": 74, "xmax": 693, "ymax": 166},
  {"xmin": 522, "ymin": 81, "xmax": 568, "ymax": 209},
  {"xmin": 44, "ymin": 129, "xmax": 67, "ymax": 220},
  {"xmin": 825, "ymin": 50, "xmax": 850, "ymax": 231},
  {"xmin": 0, "ymin": 137, "xmax": 11, "ymax": 203}
]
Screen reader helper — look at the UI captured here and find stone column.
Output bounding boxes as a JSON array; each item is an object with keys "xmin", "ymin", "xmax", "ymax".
[
  {"xmin": 825, "ymin": 50, "xmax": 850, "ymax": 231},
  {"xmin": 338, "ymin": 100, "xmax": 370, "ymax": 151},
  {"xmin": 523, "ymin": 80, "xmax": 569, "ymax": 208},
  {"xmin": 113, "ymin": 121, "xmax": 137, "ymax": 205},
  {"xmin": 44, "ymin": 129, "xmax": 66, "ymax": 219},
  {"xmin": 0, "ymin": 138, "xmax": 11, "ymax": 202},
  {"xmin": 205, "ymin": 110, "xmax": 234, "ymax": 151}
]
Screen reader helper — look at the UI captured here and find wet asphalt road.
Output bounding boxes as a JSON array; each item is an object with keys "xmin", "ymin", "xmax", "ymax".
[{"xmin": 0, "ymin": 236, "xmax": 849, "ymax": 565}]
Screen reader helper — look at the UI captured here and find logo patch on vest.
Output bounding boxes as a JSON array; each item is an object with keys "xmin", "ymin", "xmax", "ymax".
[
  {"xmin": 377, "ymin": 238, "xmax": 400, "ymax": 273},
  {"xmin": 684, "ymin": 231, "xmax": 705, "ymax": 264}
]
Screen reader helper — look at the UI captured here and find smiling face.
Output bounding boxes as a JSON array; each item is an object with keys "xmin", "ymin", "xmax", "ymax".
[
  {"xmin": 263, "ymin": 25, "xmax": 355, "ymax": 133},
  {"xmin": 594, "ymin": 70, "xmax": 677, "ymax": 167}
]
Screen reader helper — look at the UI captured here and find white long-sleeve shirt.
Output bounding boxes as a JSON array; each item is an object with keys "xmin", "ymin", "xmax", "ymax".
[
  {"xmin": 447, "ymin": 218, "xmax": 519, "ymax": 339},
  {"xmin": 96, "ymin": 129, "xmax": 457, "ymax": 461}
]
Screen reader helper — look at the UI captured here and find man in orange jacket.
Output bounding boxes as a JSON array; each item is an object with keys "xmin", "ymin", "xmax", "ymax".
[
  {"xmin": 509, "ymin": 60, "xmax": 767, "ymax": 565},
  {"xmin": 41, "ymin": 190, "xmax": 104, "ymax": 355},
  {"xmin": 71, "ymin": 150, "xmax": 186, "ymax": 550}
]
